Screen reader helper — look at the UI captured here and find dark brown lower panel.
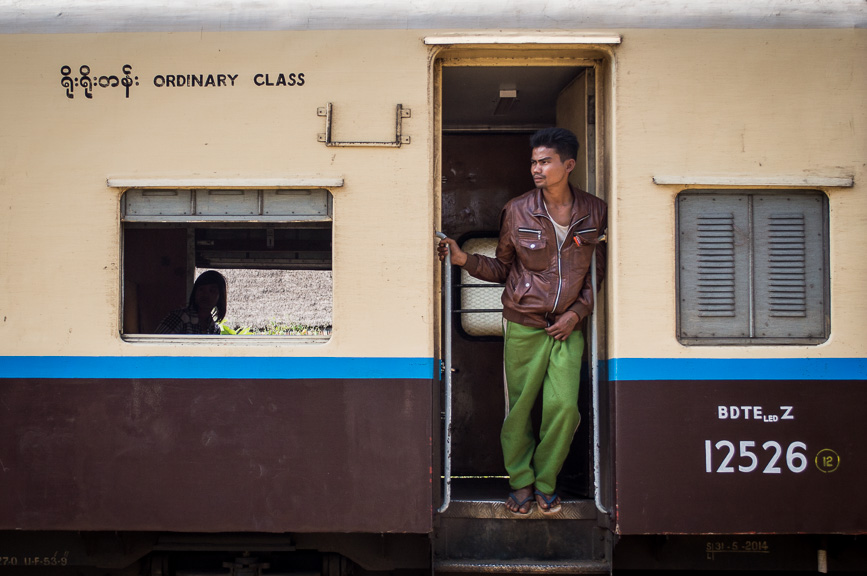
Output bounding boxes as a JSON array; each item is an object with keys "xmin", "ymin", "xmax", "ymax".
[
  {"xmin": 614, "ymin": 534, "xmax": 867, "ymax": 572},
  {"xmin": 614, "ymin": 379, "xmax": 867, "ymax": 534},
  {"xmin": 0, "ymin": 378, "xmax": 434, "ymax": 534},
  {"xmin": 0, "ymin": 530, "xmax": 432, "ymax": 572}
]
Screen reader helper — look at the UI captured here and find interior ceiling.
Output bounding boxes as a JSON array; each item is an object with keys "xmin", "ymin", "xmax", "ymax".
[{"xmin": 442, "ymin": 66, "xmax": 585, "ymax": 131}]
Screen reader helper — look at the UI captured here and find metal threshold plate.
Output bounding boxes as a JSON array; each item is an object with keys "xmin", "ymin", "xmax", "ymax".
[{"xmin": 440, "ymin": 498, "xmax": 598, "ymax": 520}]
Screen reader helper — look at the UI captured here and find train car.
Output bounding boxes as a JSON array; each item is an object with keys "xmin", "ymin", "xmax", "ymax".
[{"xmin": 0, "ymin": 1, "xmax": 865, "ymax": 574}]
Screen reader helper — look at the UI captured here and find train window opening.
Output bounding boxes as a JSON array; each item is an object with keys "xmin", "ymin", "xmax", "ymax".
[
  {"xmin": 121, "ymin": 188, "xmax": 333, "ymax": 340},
  {"xmin": 676, "ymin": 189, "xmax": 830, "ymax": 345}
]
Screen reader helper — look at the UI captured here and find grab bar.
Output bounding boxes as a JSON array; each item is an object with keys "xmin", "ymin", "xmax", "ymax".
[
  {"xmin": 591, "ymin": 236, "xmax": 610, "ymax": 517},
  {"xmin": 435, "ymin": 231, "xmax": 453, "ymax": 513}
]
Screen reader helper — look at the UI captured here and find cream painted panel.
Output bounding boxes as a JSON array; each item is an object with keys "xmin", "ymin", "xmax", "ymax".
[
  {"xmin": 557, "ymin": 72, "xmax": 589, "ymax": 191},
  {"xmin": 0, "ymin": 30, "xmax": 435, "ymax": 358},
  {"xmin": 609, "ymin": 29, "xmax": 866, "ymax": 359}
]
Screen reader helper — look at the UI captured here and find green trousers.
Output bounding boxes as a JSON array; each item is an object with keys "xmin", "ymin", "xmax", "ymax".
[{"xmin": 501, "ymin": 320, "xmax": 584, "ymax": 495}]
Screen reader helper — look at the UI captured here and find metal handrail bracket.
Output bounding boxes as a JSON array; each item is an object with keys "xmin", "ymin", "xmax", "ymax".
[{"xmin": 317, "ymin": 102, "xmax": 411, "ymax": 147}]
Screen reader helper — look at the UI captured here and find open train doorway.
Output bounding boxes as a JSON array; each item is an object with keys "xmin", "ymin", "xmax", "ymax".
[{"xmin": 437, "ymin": 61, "xmax": 606, "ymax": 508}]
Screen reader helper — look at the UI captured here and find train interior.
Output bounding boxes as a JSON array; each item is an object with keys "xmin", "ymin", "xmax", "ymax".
[{"xmin": 436, "ymin": 62, "xmax": 612, "ymax": 569}]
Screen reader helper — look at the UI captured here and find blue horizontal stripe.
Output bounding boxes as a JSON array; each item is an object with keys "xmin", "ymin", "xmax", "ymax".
[
  {"xmin": 3, "ymin": 356, "xmax": 863, "ymax": 382},
  {"xmin": 610, "ymin": 357, "xmax": 867, "ymax": 381},
  {"xmin": 0, "ymin": 356, "xmax": 436, "ymax": 380}
]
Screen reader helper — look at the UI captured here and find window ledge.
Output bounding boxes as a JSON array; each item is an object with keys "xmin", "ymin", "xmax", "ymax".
[
  {"xmin": 108, "ymin": 177, "xmax": 344, "ymax": 189},
  {"xmin": 653, "ymin": 175, "xmax": 853, "ymax": 187}
]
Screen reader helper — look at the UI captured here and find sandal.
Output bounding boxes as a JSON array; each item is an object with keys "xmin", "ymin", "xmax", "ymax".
[
  {"xmin": 534, "ymin": 489, "xmax": 562, "ymax": 515},
  {"xmin": 505, "ymin": 492, "xmax": 535, "ymax": 515}
]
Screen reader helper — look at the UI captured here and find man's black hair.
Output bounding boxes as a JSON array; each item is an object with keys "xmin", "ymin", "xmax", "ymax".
[{"xmin": 530, "ymin": 127, "xmax": 579, "ymax": 162}]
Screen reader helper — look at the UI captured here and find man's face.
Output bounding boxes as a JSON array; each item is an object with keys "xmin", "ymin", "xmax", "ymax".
[{"xmin": 530, "ymin": 146, "xmax": 575, "ymax": 191}]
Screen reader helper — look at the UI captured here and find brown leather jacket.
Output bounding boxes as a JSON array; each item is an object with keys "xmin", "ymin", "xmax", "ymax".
[{"xmin": 463, "ymin": 185, "xmax": 607, "ymax": 329}]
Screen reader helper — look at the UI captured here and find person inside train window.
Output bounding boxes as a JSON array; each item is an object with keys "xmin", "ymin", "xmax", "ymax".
[
  {"xmin": 438, "ymin": 127, "xmax": 607, "ymax": 515},
  {"xmin": 155, "ymin": 270, "xmax": 228, "ymax": 335}
]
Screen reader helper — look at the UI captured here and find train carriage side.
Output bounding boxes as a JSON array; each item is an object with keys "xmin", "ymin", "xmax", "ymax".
[
  {"xmin": 0, "ymin": 29, "xmax": 438, "ymax": 573},
  {"xmin": 0, "ymin": 3, "xmax": 865, "ymax": 574},
  {"xmin": 607, "ymin": 28, "xmax": 867, "ymax": 570}
]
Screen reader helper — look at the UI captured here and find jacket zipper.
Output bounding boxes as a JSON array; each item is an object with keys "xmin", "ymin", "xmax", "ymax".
[
  {"xmin": 535, "ymin": 211, "xmax": 590, "ymax": 314},
  {"xmin": 517, "ymin": 227, "xmax": 542, "ymax": 239}
]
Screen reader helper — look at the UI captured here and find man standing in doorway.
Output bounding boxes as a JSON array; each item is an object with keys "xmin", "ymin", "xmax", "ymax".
[{"xmin": 438, "ymin": 127, "xmax": 607, "ymax": 515}]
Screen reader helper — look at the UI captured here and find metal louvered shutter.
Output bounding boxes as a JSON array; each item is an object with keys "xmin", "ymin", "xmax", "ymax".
[
  {"xmin": 677, "ymin": 194, "xmax": 751, "ymax": 339},
  {"xmin": 753, "ymin": 194, "xmax": 829, "ymax": 339},
  {"xmin": 677, "ymin": 190, "xmax": 829, "ymax": 345}
]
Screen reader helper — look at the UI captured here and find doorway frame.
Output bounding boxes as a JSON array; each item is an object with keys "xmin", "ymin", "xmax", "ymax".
[{"xmin": 430, "ymin": 43, "xmax": 617, "ymax": 521}]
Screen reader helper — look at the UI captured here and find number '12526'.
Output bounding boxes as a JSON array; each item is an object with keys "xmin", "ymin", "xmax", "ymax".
[{"xmin": 705, "ymin": 440, "xmax": 807, "ymax": 474}]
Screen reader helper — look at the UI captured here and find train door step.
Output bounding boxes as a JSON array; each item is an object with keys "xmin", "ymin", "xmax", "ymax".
[
  {"xmin": 440, "ymin": 477, "xmax": 601, "ymax": 520},
  {"xmin": 439, "ymin": 498, "xmax": 598, "ymax": 520},
  {"xmin": 434, "ymin": 496, "xmax": 611, "ymax": 574}
]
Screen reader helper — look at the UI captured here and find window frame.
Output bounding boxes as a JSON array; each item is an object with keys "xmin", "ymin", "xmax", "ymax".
[
  {"xmin": 117, "ymin": 183, "xmax": 336, "ymax": 343},
  {"xmin": 675, "ymin": 189, "xmax": 830, "ymax": 346}
]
